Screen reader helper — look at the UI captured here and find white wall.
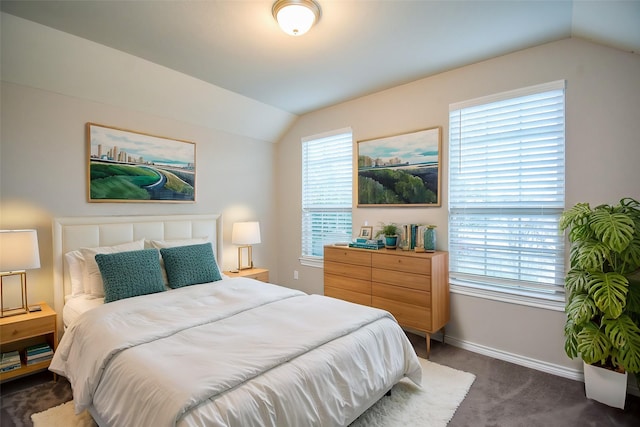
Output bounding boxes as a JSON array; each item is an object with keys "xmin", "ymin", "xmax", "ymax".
[
  {"xmin": 275, "ymin": 38, "xmax": 640, "ymax": 378},
  {"xmin": 0, "ymin": 14, "xmax": 284, "ymax": 308}
]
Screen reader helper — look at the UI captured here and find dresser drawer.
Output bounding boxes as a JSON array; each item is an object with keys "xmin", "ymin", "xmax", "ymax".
[
  {"xmin": 372, "ymin": 297, "xmax": 432, "ymax": 331},
  {"xmin": 325, "ymin": 274, "xmax": 371, "ymax": 294},
  {"xmin": 325, "ymin": 246, "xmax": 372, "ymax": 267},
  {"xmin": 324, "ymin": 260, "xmax": 371, "ymax": 281},
  {"xmin": 0, "ymin": 315, "xmax": 55, "ymax": 343},
  {"xmin": 372, "ymin": 268, "xmax": 431, "ymax": 291},
  {"xmin": 372, "ymin": 283, "xmax": 430, "ymax": 307},
  {"xmin": 325, "ymin": 287, "xmax": 371, "ymax": 306},
  {"xmin": 372, "ymin": 253, "xmax": 431, "ymax": 275}
]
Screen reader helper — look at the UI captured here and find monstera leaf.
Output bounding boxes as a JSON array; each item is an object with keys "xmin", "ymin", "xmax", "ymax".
[
  {"xmin": 590, "ymin": 210, "xmax": 635, "ymax": 253},
  {"xmin": 618, "ymin": 334, "xmax": 640, "ymax": 373},
  {"xmin": 588, "ymin": 272, "xmax": 629, "ymax": 319},
  {"xmin": 604, "ymin": 314, "xmax": 640, "ymax": 350},
  {"xmin": 570, "ymin": 240, "xmax": 609, "ymax": 271},
  {"xmin": 621, "ymin": 234, "xmax": 640, "ymax": 274},
  {"xmin": 564, "ymin": 318, "xmax": 579, "ymax": 359},
  {"xmin": 564, "ymin": 268, "xmax": 590, "ymax": 298},
  {"xmin": 606, "ymin": 313, "xmax": 640, "ymax": 373},
  {"xmin": 560, "ymin": 203, "xmax": 593, "ymax": 241},
  {"xmin": 566, "ymin": 293, "xmax": 598, "ymax": 325},
  {"xmin": 577, "ymin": 322, "xmax": 612, "ymax": 365}
]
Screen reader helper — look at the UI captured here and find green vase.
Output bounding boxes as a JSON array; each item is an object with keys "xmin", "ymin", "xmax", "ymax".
[{"xmin": 423, "ymin": 227, "xmax": 436, "ymax": 252}]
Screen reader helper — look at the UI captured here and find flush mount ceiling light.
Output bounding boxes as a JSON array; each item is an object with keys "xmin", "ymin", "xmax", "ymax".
[{"xmin": 272, "ymin": 0, "xmax": 321, "ymax": 36}]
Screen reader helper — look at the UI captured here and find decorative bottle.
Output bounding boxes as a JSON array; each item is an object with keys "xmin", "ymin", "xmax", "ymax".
[{"xmin": 423, "ymin": 226, "xmax": 436, "ymax": 252}]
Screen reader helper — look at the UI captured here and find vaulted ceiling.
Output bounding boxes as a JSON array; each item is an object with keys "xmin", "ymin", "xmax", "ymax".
[{"xmin": 2, "ymin": 1, "xmax": 638, "ymax": 115}]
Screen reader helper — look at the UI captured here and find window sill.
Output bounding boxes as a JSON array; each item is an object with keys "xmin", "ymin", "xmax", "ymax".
[
  {"xmin": 299, "ymin": 257, "xmax": 323, "ymax": 269},
  {"xmin": 450, "ymin": 282, "xmax": 565, "ymax": 312}
]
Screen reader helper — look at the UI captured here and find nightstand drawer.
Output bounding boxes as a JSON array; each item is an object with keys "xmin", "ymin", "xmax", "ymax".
[
  {"xmin": 223, "ymin": 268, "xmax": 269, "ymax": 283},
  {"xmin": 245, "ymin": 271, "xmax": 269, "ymax": 282},
  {"xmin": 0, "ymin": 315, "xmax": 55, "ymax": 343}
]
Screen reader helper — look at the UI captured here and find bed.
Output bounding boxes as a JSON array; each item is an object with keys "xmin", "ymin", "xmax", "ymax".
[{"xmin": 50, "ymin": 214, "xmax": 422, "ymax": 427}]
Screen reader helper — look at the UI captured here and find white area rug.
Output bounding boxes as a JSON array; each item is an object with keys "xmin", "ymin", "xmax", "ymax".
[
  {"xmin": 32, "ymin": 358, "xmax": 474, "ymax": 427},
  {"xmin": 31, "ymin": 402, "xmax": 95, "ymax": 427},
  {"xmin": 350, "ymin": 358, "xmax": 475, "ymax": 427}
]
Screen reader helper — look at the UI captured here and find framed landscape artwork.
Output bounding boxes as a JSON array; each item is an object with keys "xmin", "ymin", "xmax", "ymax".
[
  {"xmin": 87, "ymin": 123, "xmax": 196, "ymax": 203},
  {"xmin": 357, "ymin": 127, "xmax": 442, "ymax": 207}
]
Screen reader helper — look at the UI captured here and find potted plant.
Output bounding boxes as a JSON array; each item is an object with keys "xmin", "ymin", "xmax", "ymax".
[
  {"xmin": 375, "ymin": 222, "xmax": 400, "ymax": 249},
  {"xmin": 559, "ymin": 197, "xmax": 640, "ymax": 408}
]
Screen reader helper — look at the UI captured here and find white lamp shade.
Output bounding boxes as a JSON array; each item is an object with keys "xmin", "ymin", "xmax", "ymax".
[
  {"xmin": 0, "ymin": 229, "xmax": 41, "ymax": 272},
  {"xmin": 232, "ymin": 222, "xmax": 261, "ymax": 245},
  {"xmin": 273, "ymin": 0, "xmax": 320, "ymax": 36}
]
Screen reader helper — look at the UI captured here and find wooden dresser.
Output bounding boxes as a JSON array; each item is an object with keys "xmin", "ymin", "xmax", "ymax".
[{"xmin": 324, "ymin": 245, "xmax": 449, "ymax": 355}]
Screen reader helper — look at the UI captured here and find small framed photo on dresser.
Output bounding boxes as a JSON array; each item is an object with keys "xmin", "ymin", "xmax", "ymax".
[{"xmin": 358, "ymin": 226, "xmax": 373, "ymax": 239}]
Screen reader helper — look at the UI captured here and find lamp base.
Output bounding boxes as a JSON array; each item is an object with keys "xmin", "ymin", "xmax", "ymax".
[
  {"xmin": 0, "ymin": 307, "xmax": 28, "ymax": 317},
  {"xmin": 237, "ymin": 246, "xmax": 254, "ymax": 271},
  {"xmin": 0, "ymin": 271, "xmax": 29, "ymax": 318}
]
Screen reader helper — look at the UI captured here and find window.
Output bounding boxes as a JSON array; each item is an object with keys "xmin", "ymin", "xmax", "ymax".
[
  {"xmin": 448, "ymin": 81, "xmax": 566, "ymax": 309},
  {"xmin": 301, "ymin": 128, "xmax": 353, "ymax": 266}
]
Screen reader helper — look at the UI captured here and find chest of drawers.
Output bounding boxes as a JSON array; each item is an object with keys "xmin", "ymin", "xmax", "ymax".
[{"xmin": 324, "ymin": 245, "xmax": 449, "ymax": 355}]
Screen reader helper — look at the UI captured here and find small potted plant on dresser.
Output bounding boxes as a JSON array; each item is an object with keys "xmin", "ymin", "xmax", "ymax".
[
  {"xmin": 560, "ymin": 197, "xmax": 640, "ymax": 409},
  {"xmin": 375, "ymin": 223, "xmax": 400, "ymax": 249}
]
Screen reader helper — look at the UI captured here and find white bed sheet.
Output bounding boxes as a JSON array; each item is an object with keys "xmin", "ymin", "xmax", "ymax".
[
  {"xmin": 62, "ymin": 295, "xmax": 104, "ymax": 328},
  {"xmin": 51, "ymin": 278, "xmax": 421, "ymax": 427}
]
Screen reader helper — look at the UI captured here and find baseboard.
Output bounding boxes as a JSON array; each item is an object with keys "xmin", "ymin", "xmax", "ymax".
[{"xmin": 442, "ymin": 335, "xmax": 640, "ymax": 398}]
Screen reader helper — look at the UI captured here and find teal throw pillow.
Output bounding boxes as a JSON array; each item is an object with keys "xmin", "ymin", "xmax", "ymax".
[
  {"xmin": 95, "ymin": 249, "xmax": 165, "ymax": 303},
  {"xmin": 160, "ymin": 243, "xmax": 222, "ymax": 288}
]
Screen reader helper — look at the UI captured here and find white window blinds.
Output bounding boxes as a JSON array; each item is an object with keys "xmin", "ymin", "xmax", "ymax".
[
  {"xmin": 302, "ymin": 129, "xmax": 353, "ymax": 261},
  {"xmin": 448, "ymin": 81, "xmax": 566, "ymax": 307}
]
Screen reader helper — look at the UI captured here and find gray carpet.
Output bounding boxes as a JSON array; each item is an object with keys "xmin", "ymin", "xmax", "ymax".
[{"xmin": 2, "ymin": 333, "xmax": 639, "ymax": 426}]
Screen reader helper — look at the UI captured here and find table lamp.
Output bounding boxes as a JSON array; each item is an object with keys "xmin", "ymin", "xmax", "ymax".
[
  {"xmin": 232, "ymin": 222, "xmax": 261, "ymax": 271},
  {"xmin": 0, "ymin": 229, "xmax": 41, "ymax": 317}
]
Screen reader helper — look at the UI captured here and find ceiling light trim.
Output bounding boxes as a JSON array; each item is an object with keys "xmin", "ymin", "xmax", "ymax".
[{"xmin": 272, "ymin": 0, "xmax": 321, "ymax": 36}]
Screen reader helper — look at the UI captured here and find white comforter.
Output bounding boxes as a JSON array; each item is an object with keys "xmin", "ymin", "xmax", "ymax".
[{"xmin": 50, "ymin": 278, "xmax": 421, "ymax": 427}]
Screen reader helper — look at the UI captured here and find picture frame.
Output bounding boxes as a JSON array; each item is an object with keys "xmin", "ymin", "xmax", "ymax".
[
  {"xmin": 358, "ymin": 226, "xmax": 373, "ymax": 239},
  {"xmin": 357, "ymin": 126, "xmax": 441, "ymax": 207},
  {"xmin": 87, "ymin": 123, "xmax": 196, "ymax": 203}
]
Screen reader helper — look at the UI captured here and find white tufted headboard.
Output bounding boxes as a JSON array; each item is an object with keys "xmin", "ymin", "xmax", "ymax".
[{"xmin": 52, "ymin": 214, "xmax": 222, "ymax": 336}]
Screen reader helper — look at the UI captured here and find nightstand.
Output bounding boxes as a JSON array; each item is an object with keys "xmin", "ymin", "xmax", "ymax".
[
  {"xmin": 0, "ymin": 302, "xmax": 57, "ymax": 382},
  {"xmin": 224, "ymin": 268, "xmax": 269, "ymax": 283}
]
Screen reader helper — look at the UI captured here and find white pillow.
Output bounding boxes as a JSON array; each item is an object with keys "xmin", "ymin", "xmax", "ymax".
[
  {"xmin": 79, "ymin": 239, "xmax": 146, "ymax": 297},
  {"xmin": 147, "ymin": 237, "xmax": 209, "ymax": 249},
  {"xmin": 64, "ymin": 250, "xmax": 86, "ymax": 296}
]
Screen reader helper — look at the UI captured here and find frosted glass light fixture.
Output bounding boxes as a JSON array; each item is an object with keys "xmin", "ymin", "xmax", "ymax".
[
  {"xmin": 232, "ymin": 222, "xmax": 261, "ymax": 271},
  {"xmin": 272, "ymin": 0, "xmax": 321, "ymax": 36},
  {"xmin": 0, "ymin": 230, "xmax": 41, "ymax": 317}
]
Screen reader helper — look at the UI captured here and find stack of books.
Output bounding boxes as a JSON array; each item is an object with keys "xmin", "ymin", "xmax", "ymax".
[
  {"xmin": 1, "ymin": 350, "xmax": 22, "ymax": 373},
  {"xmin": 349, "ymin": 239, "xmax": 385, "ymax": 250},
  {"xmin": 25, "ymin": 343, "xmax": 53, "ymax": 366}
]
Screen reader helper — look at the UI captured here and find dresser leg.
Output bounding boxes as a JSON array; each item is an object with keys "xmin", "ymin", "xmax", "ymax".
[{"xmin": 426, "ymin": 333, "xmax": 431, "ymax": 358}]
